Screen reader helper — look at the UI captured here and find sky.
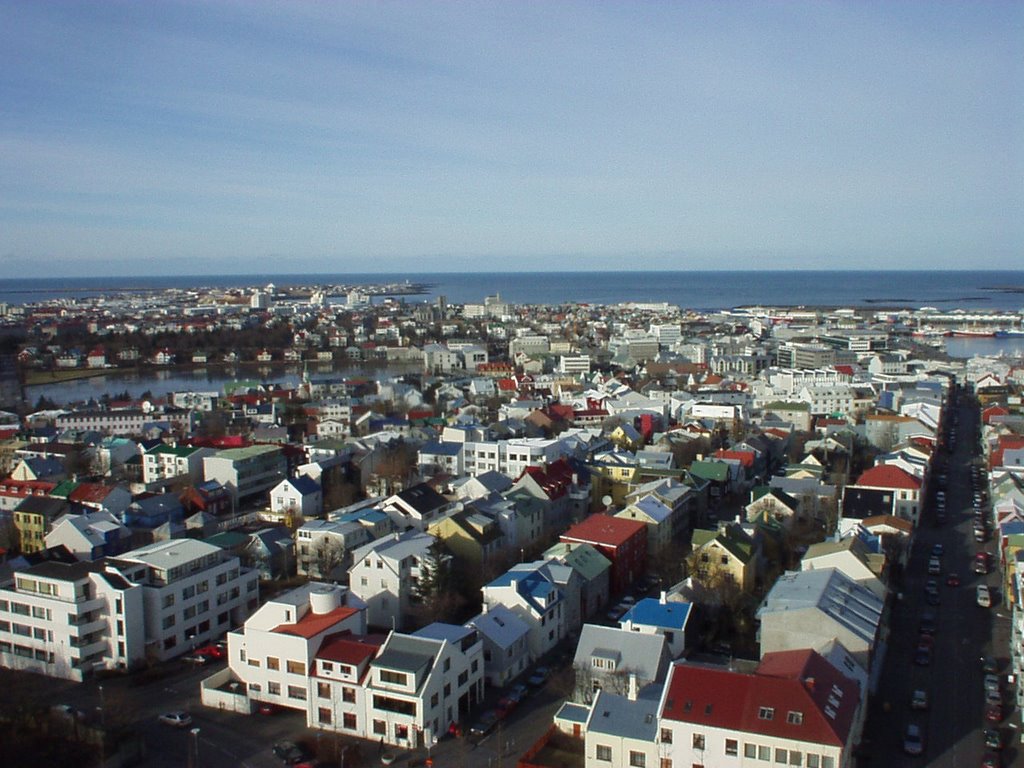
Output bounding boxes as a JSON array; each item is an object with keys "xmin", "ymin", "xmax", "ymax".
[{"xmin": 0, "ymin": 1, "xmax": 1021, "ymax": 277}]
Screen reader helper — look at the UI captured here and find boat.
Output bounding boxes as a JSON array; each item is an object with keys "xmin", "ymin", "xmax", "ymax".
[{"xmin": 950, "ymin": 328, "xmax": 996, "ymax": 338}]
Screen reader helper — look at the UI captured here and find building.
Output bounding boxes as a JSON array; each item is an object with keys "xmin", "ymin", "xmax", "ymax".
[
  {"xmin": 482, "ymin": 562, "xmax": 568, "ymax": 661},
  {"xmin": 465, "ymin": 605, "xmax": 531, "ymax": 687},
  {"xmin": 0, "ymin": 538, "xmax": 257, "ymax": 680},
  {"xmin": 203, "ymin": 444, "xmax": 287, "ymax": 505},
  {"xmin": 348, "ymin": 531, "xmax": 436, "ymax": 631},
  {"xmin": 142, "ymin": 444, "xmax": 214, "ymax": 486},
  {"xmin": 560, "ymin": 514, "xmax": 648, "ymax": 596},
  {"xmin": 655, "ymin": 649, "xmax": 862, "ymax": 768}
]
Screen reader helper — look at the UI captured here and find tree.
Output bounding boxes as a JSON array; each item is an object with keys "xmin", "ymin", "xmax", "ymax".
[
  {"xmin": 311, "ymin": 537, "xmax": 348, "ymax": 581},
  {"xmin": 409, "ymin": 542, "xmax": 467, "ymax": 627}
]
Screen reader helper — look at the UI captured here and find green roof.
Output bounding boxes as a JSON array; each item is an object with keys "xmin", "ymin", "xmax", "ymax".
[
  {"xmin": 689, "ymin": 460, "xmax": 730, "ymax": 482},
  {"xmin": 763, "ymin": 401, "xmax": 810, "ymax": 411},
  {"xmin": 50, "ymin": 479, "xmax": 80, "ymax": 498},
  {"xmin": 205, "ymin": 531, "xmax": 249, "ymax": 549},
  {"xmin": 562, "ymin": 543, "xmax": 611, "ymax": 580},
  {"xmin": 690, "ymin": 528, "xmax": 718, "ymax": 549},
  {"xmin": 213, "ymin": 444, "xmax": 282, "ymax": 460},
  {"xmin": 717, "ymin": 524, "xmax": 754, "ymax": 563}
]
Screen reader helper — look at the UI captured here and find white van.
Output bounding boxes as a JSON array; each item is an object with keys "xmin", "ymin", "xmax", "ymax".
[{"xmin": 977, "ymin": 584, "xmax": 992, "ymax": 608}]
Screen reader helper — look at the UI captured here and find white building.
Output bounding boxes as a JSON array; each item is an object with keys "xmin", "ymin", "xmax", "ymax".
[
  {"xmin": 295, "ymin": 519, "xmax": 372, "ymax": 580},
  {"xmin": 348, "ymin": 531, "xmax": 436, "ymax": 631},
  {"xmin": 143, "ymin": 443, "xmax": 214, "ymax": 485}
]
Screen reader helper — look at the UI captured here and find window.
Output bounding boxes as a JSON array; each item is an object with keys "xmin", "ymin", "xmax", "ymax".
[
  {"xmin": 431, "ymin": 693, "xmax": 439, "ymax": 708},
  {"xmin": 789, "ymin": 752, "xmax": 803, "ymax": 766},
  {"xmin": 268, "ymin": 682, "xmax": 280, "ymax": 695},
  {"xmin": 758, "ymin": 746, "xmax": 771, "ymax": 761},
  {"xmin": 787, "ymin": 711, "xmax": 803, "ymax": 725},
  {"xmin": 806, "ymin": 756, "xmax": 819, "ymax": 768},
  {"xmin": 317, "ymin": 682, "xmax": 330, "ymax": 698},
  {"xmin": 821, "ymin": 758, "xmax": 834, "ymax": 768},
  {"xmin": 660, "ymin": 728, "xmax": 672, "ymax": 744},
  {"xmin": 163, "ymin": 594, "xmax": 175, "ymax": 608},
  {"xmin": 267, "ymin": 656, "xmax": 280, "ymax": 670},
  {"xmin": 373, "ymin": 719, "xmax": 386, "ymax": 735},
  {"xmin": 380, "ymin": 670, "xmax": 407, "ymax": 685},
  {"xmin": 287, "ymin": 685, "xmax": 306, "ymax": 700},
  {"xmin": 775, "ymin": 749, "xmax": 788, "ymax": 764},
  {"xmin": 595, "ymin": 745, "xmax": 612, "ymax": 762},
  {"xmin": 182, "ymin": 585, "xmax": 196, "ymax": 600},
  {"xmin": 287, "ymin": 660, "xmax": 304, "ymax": 675},
  {"xmin": 758, "ymin": 706, "xmax": 774, "ymax": 720},
  {"xmin": 629, "ymin": 752, "xmax": 646, "ymax": 768},
  {"xmin": 343, "ymin": 686, "xmax": 356, "ymax": 703},
  {"xmin": 162, "ymin": 615, "xmax": 175, "ymax": 629},
  {"xmin": 726, "ymin": 739, "xmax": 738, "ymax": 756},
  {"xmin": 318, "ymin": 707, "xmax": 331, "ymax": 724},
  {"xmin": 692, "ymin": 734, "xmax": 705, "ymax": 750},
  {"xmin": 343, "ymin": 712, "xmax": 357, "ymax": 730}
]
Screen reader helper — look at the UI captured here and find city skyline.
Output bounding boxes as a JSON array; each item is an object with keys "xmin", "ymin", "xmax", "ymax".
[{"xmin": 1, "ymin": 1, "xmax": 1022, "ymax": 277}]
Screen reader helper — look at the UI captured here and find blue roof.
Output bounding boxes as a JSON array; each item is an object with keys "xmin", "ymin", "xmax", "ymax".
[
  {"xmin": 421, "ymin": 441, "xmax": 463, "ymax": 456},
  {"xmin": 622, "ymin": 598, "xmax": 691, "ymax": 630},
  {"xmin": 288, "ymin": 475, "xmax": 321, "ymax": 496},
  {"xmin": 1000, "ymin": 520, "xmax": 1024, "ymax": 536},
  {"xmin": 336, "ymin": 508, "xmax": 389, "ymax": 525},
  {"xmin": 486, "ymin": 566, "xmax": 562, "ymax": 614}
]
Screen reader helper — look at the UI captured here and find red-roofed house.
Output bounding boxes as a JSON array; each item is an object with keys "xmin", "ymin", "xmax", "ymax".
[
  {"xmin": 560, "ymin": 514, "xmax": 647, "ymax": 595},
  {"xmin": 983, "ymin": 404, "xmax": 1010, "ymax": 425},
  {"xmin": 845, "ymin": 464, "xmax": 923, "ymax": 525},
  {"xmin": 225, "ymin": 582, "xmax": 366, "ymax": 715},
  {"xmin": 991, "ymin": 436, "xmax": 1024, "ymax": 471},
  {"xmin": 656, "ymin": 649, "xmax": 862, "ymax": 768}
]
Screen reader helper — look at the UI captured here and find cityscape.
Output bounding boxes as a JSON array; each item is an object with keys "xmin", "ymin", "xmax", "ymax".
[
  {"xmin": 0, "ymin": 278, "xmax": 1023, "ymax": 768},
  {"xmin": 1, "ymin": 2, "xmax": 1022, "ymax": 768}
]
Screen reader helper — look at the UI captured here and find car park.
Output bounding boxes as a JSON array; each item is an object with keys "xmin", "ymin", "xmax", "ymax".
[
  {"xmin": 903, "ymin": 723, "xmax": 924, "ymax": 756},
  {"xmin": 158, "ymin": 711, "xmax": 193, "ymax": 728}
]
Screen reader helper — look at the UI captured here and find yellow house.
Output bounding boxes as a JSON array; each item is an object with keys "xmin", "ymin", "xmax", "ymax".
[
  {"xmin": 588, "ymin": 460, "xmax": 639, "ymax": 510},
  {"xmin": 13, "ymin": 496, "xmax": 70, "ymax": 553},
  {"xmin": 428, "ymin": 508, "xmax": 505, "ymax": 571},
  {"xmin": 689, "ymin": 522, "xmax": 757, "ymax": 593},
  {"xmin": 609, "ymin": 423, "xmax": 643, "ymax": 452}
]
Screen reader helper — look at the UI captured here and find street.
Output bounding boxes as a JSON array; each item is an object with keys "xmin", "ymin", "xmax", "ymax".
[{"xmin": 859, "ymin": 392, "xmax": 1019, "ymax": 767}]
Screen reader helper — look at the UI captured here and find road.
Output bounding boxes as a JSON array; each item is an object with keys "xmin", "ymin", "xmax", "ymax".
[{"xmin": 859, "ymin": 390, "xmax": 1020, "ymax": 767}]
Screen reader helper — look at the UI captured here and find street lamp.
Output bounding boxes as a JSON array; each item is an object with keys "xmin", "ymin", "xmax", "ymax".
[{"xmin": 189, "ymin": 727, "xmax": 201, "ymax": 768}]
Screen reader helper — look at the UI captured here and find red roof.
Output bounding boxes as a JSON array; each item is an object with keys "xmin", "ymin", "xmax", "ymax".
[
  {"xmin": 315, "ymin": 632, "xmax": 384, "ymax": 667},
  {"xmin": 833, "ymin": 365, "xmax": 856, "ymax": 376},
  {"xmin": 273, "ymin": 605, "xmax": 359, "ymax": 639},
  {"xmin": 68, "ymin": 482, "xmax": 117, "ymax": 504},
  {"xmin": 661, "ymin": 650, "xmax": 859, "ymax": 748},
  {"xmin": 991, "ymin": 435, "xmax": 1024, "ymax": 469},
  {"xmin": 521, "ymin": 458, "xmax": 577, "ymax": 500},
  {"xmin": 561, "ymin": 513, "xmax": 646, "ymax": 548},
  {"xmin": 713, "ymin": 449, "xmax": 755, "ymax": 468},
  {"xmin": 497, "ymin": 378, "xmax": 517, "ymax": 392},
  {"xmin": 853, "ymin": 464, "xmax": 921, "ymax": 491}
]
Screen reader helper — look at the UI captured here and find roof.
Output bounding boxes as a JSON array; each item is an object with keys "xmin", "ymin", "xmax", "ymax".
[
  {"xmin": 588, "ymin": 688, "xmax": 661, "ymax": 741},
  {"xmin": 420, "ymin": 440, "xmax": 463, "ymax": 457},
  {"xmin": 273, "ymin": 605, "xmax": 359, "ymax": 639},
  {"xmin": 543, "ymin": 541, "xmax": 612, "ymax": 581},
  {"xmin": 391, "ymin": 483, "xmax": 448, "ymax": 513},
  {"xmin": 118, "ymin": 538, "xmax": 220, "ymax": 570},
  {"xmin": 466, "ymin": 605, "xmax": 531, "ymax": 649},
  {"xmin": 758, "ymin": 569, "xmax": 882, "ymax": 646},
  {"xmin": 561, "ymin": 513, "xmax": 647, "ymax": 548},
  {"xmin": 211, "ymin": 444, "xmax": 282, "ymax": 461},
  {"xmin": 689, "ymin": 460, "xmax": 731, "ymax": 483},
  {"xmin": 373, "ymin": 634, "xmax": 439, "ymax": 674},
  {"xmin": 853, "ymin": 464, "xmax": 921, "ymax": 491},
  {"xmin": 573, "ymin": 624, "xmax": 668, "ymax": 682},
  {"xmin": 622, "ymin": 597, "xmax": 691, "ymax": 630},
  {"xmin": 660, "ymin": 651, "xmax": 859, "ymax": 748},
  {"xmin": 284, "ymin": 475, "xmax": 321, "ymax": 496},
  {"xmin": 316, "ymin": 633, "xmax": 384, "ymax": 666}
]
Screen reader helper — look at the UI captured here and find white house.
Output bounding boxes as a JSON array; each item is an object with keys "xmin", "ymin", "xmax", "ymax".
[
  {"xmin": 481, "ymin": 561, "xmax": 568, "ymax": 661},
  {"xmin": 270, "ymin": 475, "xmax": 324, "ymax": 521},
  {"xmin": 348, "ymin": 531, "xmax": 436, "ymax": 631},
  {"xmin": 295, "ymin": 519, "xmax": 372, "ymax": 580},
  {"xmin": 465, "ymin": 604, "xmax": 531, "ymax": 687}
]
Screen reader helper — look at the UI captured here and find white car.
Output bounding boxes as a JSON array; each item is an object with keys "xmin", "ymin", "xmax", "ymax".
[
  {"xmin": 159, "ymin": 711, "xmax": 193, "ymax": 728},
  {"xmin": 977, "ymin": 585, "xmax": 992, "ymax": 608},
  {"xmin": 903, "ymin": 723, "xmax": 924, "ymax": 756}
]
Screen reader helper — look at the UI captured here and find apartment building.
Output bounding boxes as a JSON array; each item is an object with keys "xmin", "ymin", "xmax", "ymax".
[
  {"xmin": 142, "ymin": 443, "xmax": 214, "ymax": 485},
  {"xmin": 203, "ymin": 444, "xmax": 287, "ymax": 504}
]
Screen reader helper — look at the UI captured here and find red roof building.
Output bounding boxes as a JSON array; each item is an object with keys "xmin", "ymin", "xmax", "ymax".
[
  {"xmin": 658, "ymin": 650, "xmax": 862, "ymax": 766},
  {"xmin": 846, "ymin": 464, "xmax": 922, "ymax": 525},
  {"xmin": 560, "ymin": 513, "xmax": 647, "ymax": 595},
  {"xmin": 852, "ymin": 465, "xmax": 921, "ymax": 491}
]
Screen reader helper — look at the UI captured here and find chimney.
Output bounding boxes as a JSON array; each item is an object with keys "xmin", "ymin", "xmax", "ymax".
[
  {"xmin": 627, "ymin": 673, "xmax": 639, "ymax": 702},
  {"xmin": 804, "ymin": 676, "xmax": 815, "ymax": 691},
  {"xmin": 659, "ymin": 590, "xmax": 667, "ymax": 605}
]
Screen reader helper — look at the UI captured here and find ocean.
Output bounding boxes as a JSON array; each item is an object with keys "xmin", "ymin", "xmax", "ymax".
[{"xmin": 2, "ymin": 270, "xmax": 1024, "ymax": 312}]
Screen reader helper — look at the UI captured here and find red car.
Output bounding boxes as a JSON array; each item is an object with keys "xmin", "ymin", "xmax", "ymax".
[
  {"xmin": 946, "ymin": 573, "xmax": 960, "ymax": 587},
  {"xmin": 195, "ymin": 644, "xmax": 226, "ymax": 660},
  {"xmin": 985, "ymin": 703, "xmax": 1004, "ymax": 723}
]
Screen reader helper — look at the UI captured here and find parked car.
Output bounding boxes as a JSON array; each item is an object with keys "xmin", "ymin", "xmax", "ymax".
[
  {"xmin": 975, "ymin": 553, "xmax": 990, "ymax": 574},
  {"xmin": 985, "ymin": 702, "xmax": 1003, "ymax": 723},
  {"xmin": 984, "ymin": 674, "xmax": 1001, "ymax": 694},
  {"xmin": 910, "ymin": 689, "xmax": 929, "ymax": 710},
  {"xmin": 469, "ymin": 710, "xmax": 500, "ymax": 738},
  {"xmin": 977, "ymin": 585, "xmax": 992, "ymax": 608},
  {"xmin": 914, "ymin": 646, "xmax": 932, "ymax": 666},
  {"xmin": 182, "ymin": 654, "xmax": 209, "ymax": 665},
  {"xmin": 527, "ymin": 666, "xmax": 551, "ymax": 688},
  {"xmin": 258, "ymin": 702, "xmax": 282, "ymax": 715},
  {"xmin": 931, "ymin": 543, "xmax": 944, "ymax": 557},
  {"xmin": 928, "ymin": 558, "xmax": 941, "ymax": 575},
  {"xmin": 982, "ymin": 657, "xmax": 1000, "ymax": 674},
  {"xmin": 496, "ymin": 696, "xmax": 518, "ymax": 718},
  {"xmin": 919, "ymin": 612, "xmax": 937, "ymax": 635},
  {"xmin": 981, "ymin": 751, "xmax": 1001, "ymax": 768},
  {"xmin": 273, "ymin": 741, "xmax": 310, "ymax": 765},
  {"xmin": 984, "ymin": 728, "xmax": 1003, "ymax": 750},
  {"xmin": 903, "ymin": 723, "xmax": 924, "ymax": 756},
  {"xmin": 946, "ymin": 573, "xmax": 960, "ymax": 587},
  {"xmin": 195, "ymin": 644, "xmax": 226, "ymax": 659},
  {"xmin": 158, "ymin": 711, "xmax": 193, "ymax": 728}
]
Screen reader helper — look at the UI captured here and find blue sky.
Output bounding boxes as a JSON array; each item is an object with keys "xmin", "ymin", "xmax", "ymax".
[{"xmin": 1, "ymin": 1, "xmax": 1021, "ymax": 276}]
